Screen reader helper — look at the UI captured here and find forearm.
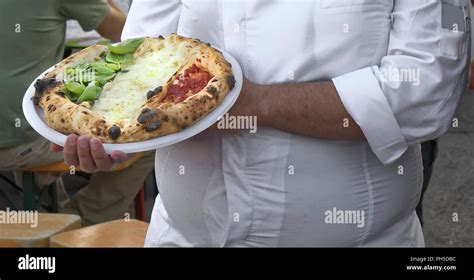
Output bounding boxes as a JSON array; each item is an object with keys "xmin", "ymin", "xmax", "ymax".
[
  {"xmin": 107, "ymin": 0, "xmax": 122, "ymax": 11},
  {"xmin": 254, "ymin": 81, "xmax": 365, "ymax": 140},
  {"xmin": 95, "ymin": 0, "xmax": 126, "ymax": 42}
]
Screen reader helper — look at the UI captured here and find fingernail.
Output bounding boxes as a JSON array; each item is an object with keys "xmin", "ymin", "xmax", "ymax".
[
  {"xmin": 68, "ymin": 136, "xmax": 77, "ymax": 145},
  {"xmin": 90, "ymin": 142, "xmax": 99, "ymax": 151},
  {"xmin": 90, "ymin": 139, "xmax": 100, "ymax": 151},
  {"xmin": 79, "ymin": 139, "xmax": 88, "ymax": 148}
]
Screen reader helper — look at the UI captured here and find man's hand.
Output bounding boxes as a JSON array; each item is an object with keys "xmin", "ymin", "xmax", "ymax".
[{"xmin": 50, "ymin": 134, "xmax": 131, "ymax": 173}]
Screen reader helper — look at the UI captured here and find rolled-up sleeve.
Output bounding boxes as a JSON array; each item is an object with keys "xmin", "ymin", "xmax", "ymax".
[
  {"xmin": 121, "ymin": 0, "xmax": 182, "ymax": 40},
  {"xmin": 333, "ymin": 0, "xmax": 471, "ymax": 165}
]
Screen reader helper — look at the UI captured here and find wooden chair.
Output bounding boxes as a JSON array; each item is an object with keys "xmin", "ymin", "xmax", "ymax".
[
  {"xmin": 18, "ymin": 153, "xmax": 146, "ymax": 220},
  {"xmin": 0, "ymin": 213, "xmax": 81, "ymax": 247},
  {"xmin": 50, "ymin": 219, "xmax": 148, "ymax": 247}
]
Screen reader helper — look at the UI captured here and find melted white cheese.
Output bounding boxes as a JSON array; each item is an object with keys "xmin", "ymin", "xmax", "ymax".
[{"xmin": 91, "ymin": 43, "xmax": 187, "ymax": 126}]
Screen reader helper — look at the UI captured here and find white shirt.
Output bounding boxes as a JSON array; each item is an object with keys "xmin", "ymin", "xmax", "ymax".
[{"xmin": 123, "ymin": 0, "xmax": 470, "ymax": 247}]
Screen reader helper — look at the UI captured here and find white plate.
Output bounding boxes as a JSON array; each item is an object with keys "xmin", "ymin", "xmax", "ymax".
[{"xmin": 22, "ymin": 47, "xmax": 243, "ymax": 153}]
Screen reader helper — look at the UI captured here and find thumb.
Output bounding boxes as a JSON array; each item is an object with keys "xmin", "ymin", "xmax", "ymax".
[
  {"xmin": 50, "ymin": 143, "xmax": 63, "ymax": 152},
  {"xmin": 110, "ymin": 151, "xmax": 131, "ymax": 162}
]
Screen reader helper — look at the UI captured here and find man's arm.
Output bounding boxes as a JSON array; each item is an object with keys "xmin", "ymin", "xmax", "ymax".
[
  {"xmin": 95, "ymin": 0, "xmax": 126, "ymax": 42},
  {"xmin": 234, "ymin": 0, "xmax": 469, "ymax": 165},
  {"xmin": 231, "ymin": 79, "xmax": 364, "ymax": 140}
]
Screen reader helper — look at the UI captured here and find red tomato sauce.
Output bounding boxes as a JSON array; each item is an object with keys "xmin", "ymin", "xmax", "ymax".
[{"xmin": 163, "ymin": 64, "xmax": 212, "ymax": 103}]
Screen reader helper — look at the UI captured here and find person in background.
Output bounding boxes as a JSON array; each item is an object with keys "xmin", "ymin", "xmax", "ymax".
[
  {"xmin": 0, "ymin": 0, "xmax": 155, "ymax": 225},
  {"xmin": 417, "ymin": 140, "xmax": 438, "ymax": 226},
  {"xmin": 416, "ymin": 0, "xmax": 474, "ymax": 225},
  {"xmin": 471, "ymin": 0, "xmax": 474, "ymax": 91},
  {"xmin": 65, "ymin": 0, "xmax": 132, "ymax": 48}
]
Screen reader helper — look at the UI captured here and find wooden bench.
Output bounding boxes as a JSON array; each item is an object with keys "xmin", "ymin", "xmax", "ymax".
[
  {"xmin": 0, "ymin": 213, "xmax": 81, "ymax": 247},
  {"xmin": 18, "ymin": 153, "xmax": 146, "ymax": 220},
  {"xmin": 50, "ymin": 219, "xmax": 148, "ymax": 247}
]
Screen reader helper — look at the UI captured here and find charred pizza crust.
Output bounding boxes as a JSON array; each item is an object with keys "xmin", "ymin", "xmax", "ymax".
[{"xmin": 33, "ymin": 34, "xmax": 235, "ymax": 143}]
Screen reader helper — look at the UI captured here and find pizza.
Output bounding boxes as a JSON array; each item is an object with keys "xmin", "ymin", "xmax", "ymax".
[{"xmin": 32, "ymin": 34, "xmax": 235, "ymax": 143}]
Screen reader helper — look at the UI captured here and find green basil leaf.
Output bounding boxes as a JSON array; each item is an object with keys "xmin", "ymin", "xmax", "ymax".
[
  {"xmin": 65, "ymin": 81, "xmax": 85, "ymax": 97},
  {"xmin": 91, "ymin": 61, "xmax": 121, "ymax": 72},
  {"xmin": 105, "ymin": 52, "xmax": 133, "ymax": 64},
  {"xmin": 74, "ymin": 63, "xmax": 90, "ymax": 71},
  {"xmin": 105, "ymin": 63, "xmax": 121, "ymax": 71},
  {"xmin": 77, "ymin": 81, "xmax": 102, "ymax": 103},
  {"xmin": 71, "ymin": 68, "xmax": 94, "ymax": 84},
  {"xmin": 95, "ymin": 66, "xmax": 115, "ymax": 75},
  {"xmin": 66, "ymin": 68, "xmax": 75, "ymax": 76},
  {"xmin": 89, "ymin": 61, "xmax": 106, "ymax": 68},
  {"xmin": 95, "ymin": 73, "xmax": 116, "ymax": 86},
  {"xmin": 60, "ymin": 88, "xmax": 78, "ymax": 102},
  {"xmin": 89, "ymin": 62, "xmax": 115, "ymax": 75},
  {"xmin": 108, "ymin": 38, "xmax": 144, "ymax": 54}
]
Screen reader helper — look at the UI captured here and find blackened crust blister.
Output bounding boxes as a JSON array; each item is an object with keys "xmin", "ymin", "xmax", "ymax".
[
  {"xmin": 33, "ymin": 78, "xmax": 60, "ymax": 105},
  {"xmin": 207, "ymin": 86, "xmax": 218, "ymax": 98},
  {"xmin": 108, "ymin": 125, "xmax": 121, "ymax": 139},
  {"xmin": 34, "ymin": 78, "xmax": 59, "ymax": 94},
  {"xmin": 145, "ymin": 121, "xmax": 162, "ymax": 132},
  {"xmin": 146, "ymin": 86, "xmax": 163, "ymax": 99},
  {"xmin": 32, "ymin": 96, "xmax": 41, "ymax": 105},
  {"xmin": 137, "ymin": 110, "xmax": 158, "ymax": 124},
  {"xmin": 226, "ymin": 74, "xmax": 236, "ymax": 89}
]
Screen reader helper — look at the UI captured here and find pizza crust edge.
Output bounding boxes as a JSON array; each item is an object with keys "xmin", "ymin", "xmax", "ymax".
[{"xmin": 34, "ymin": 35, "xmax": 236, "ymax": 143}]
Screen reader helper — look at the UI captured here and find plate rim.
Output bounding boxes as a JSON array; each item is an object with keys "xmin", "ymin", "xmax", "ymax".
[{"xmin": 22, "ymin": 45, "xmax": 243, "ymax": 154}]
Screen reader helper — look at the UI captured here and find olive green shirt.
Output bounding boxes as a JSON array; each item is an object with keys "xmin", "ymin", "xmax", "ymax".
[{"xmin": 0, "ymin": 0, "xmax": 109, "ymax": 148}]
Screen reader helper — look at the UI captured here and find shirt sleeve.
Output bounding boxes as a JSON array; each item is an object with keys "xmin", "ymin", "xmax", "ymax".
[
  {"xmin": 60, "ymin": 0, "xmax": 110, "ymax": 31},
  {"xmin": 121, "ymin": 0, "xmax": 182, "ymax": 40},
  {"xmin": 332, "ymin": 0, "xmax": 471, "ymax": 165}
]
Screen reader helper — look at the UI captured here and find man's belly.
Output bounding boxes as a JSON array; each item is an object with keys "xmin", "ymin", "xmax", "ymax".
[{"xmin": 149, "ymin": 128, "xmax": 424, "ymax": 247}]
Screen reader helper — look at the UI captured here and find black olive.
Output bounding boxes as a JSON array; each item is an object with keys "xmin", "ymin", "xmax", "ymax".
[{"xmin": 108, "ymin": 125, "xmax": 121, "ymax": 140}]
